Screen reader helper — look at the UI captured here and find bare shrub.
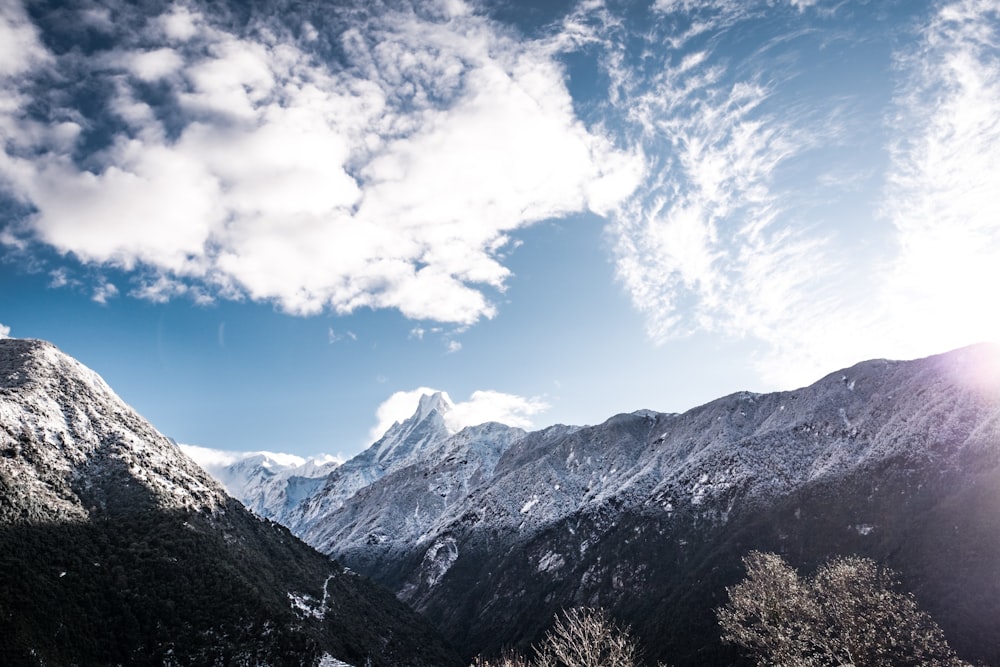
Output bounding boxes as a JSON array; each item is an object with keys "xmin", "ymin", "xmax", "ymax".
[
  {"xmin": 533, "ymin": 607, "xmax": 640, "ymax": 667},
  {"xmin": 469, "ymin": 607, "xmax": 644, "ymax": 667},
  {"xmin": 717, "ymin": 551, "xmax": 970, "ymax": 667},
  {"xmin": 470, "ymin": 648, "xmax": 533, "ymax": 667}
]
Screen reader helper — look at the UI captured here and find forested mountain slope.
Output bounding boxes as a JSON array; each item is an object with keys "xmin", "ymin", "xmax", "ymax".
[{"xmin": 0, "ymin": 338, "xmax": 460, "ymax": 667}]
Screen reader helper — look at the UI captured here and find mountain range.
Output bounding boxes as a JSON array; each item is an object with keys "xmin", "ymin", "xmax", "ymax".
[
  {"xmin": 0, "ymin": 338, "xmax": 460, "ymax": 666},
  {"xmin": 5, "ymin": 336, "xmax": 1000, "ymax": 665},
  {"xmin": 215, "ymin": 344, "xmax": 1000, "ymax": 665}
]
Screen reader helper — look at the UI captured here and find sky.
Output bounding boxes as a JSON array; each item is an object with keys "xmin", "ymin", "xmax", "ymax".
[{"xmin": 1, "ymin": 0, "xmax": 999, "ymax": 461}]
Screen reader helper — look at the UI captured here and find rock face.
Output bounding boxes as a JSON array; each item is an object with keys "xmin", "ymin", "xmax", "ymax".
[
  {"xmin": 0, "ymin": 338, "xmax": 461, "ymax": 667},
  {"xmin": 265, "ymin": 344, "xmax": 1000, "ymax": 665}
]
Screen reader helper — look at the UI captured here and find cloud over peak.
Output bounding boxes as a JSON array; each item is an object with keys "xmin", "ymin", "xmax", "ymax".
[{"xmin": 369, "ymin": 386, "xmax": 549, "ymax": 441}]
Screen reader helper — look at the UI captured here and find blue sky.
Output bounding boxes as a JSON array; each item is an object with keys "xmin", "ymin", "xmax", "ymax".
[{"xmin": 1, "ymin": 0, "xmax": 998, "ymax": 461}]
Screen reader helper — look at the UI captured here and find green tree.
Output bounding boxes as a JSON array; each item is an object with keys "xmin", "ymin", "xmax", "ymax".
[{"xmin": 717, "ymin": 551, "xmax": 969, "ymax": 667}]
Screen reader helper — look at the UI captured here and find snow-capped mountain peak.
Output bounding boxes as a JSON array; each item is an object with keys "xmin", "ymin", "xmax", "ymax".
[
  {"xmin": 372, "ymin": 392, "xmax": 454, "ymax": 466},
  {"xmin": 178, "ymin": 444, "xmax": 342, "ymax": 520},
  {"xmin": 416, "ymin": 391, "xmax": 454, "ymax": 423}
]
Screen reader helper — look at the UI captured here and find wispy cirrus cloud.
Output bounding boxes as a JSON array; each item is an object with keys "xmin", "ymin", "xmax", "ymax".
[
  {"xmin": 599, "ymin": 0, "xmax": 1000, "ymax": 387},
  {"xmin": 878, "ymin": 0, "xmax": 1000, "ymax": 354},
  {"xmin": 0, "ymin": 0, "xmax": 641, "ymax": 326},
  {"xmin": 606, "ymin": 1, "xmax": 846, "ymax": 354}
]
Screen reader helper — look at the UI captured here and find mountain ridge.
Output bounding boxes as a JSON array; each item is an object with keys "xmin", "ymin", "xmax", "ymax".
[{"xmin": 209, "ymin": 342, "xmax": 1000, "ymax": 665}]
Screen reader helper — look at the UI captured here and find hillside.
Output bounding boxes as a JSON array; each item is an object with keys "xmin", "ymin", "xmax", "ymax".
[{"xmin": 0, "ymin": 338, "xmax": 461, "ymax": 666}]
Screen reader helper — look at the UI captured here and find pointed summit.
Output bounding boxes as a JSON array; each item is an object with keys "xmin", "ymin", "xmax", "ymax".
[
  {"xmin": 371, "ymin": 392, "xmax": 453, "ymax": 467},
  {"xmin": 415, "ymin": 391, "xmax": 454, "ymax": 423}
]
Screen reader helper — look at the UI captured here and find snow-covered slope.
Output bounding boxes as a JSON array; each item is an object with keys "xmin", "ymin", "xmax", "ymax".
[
  {"xmin": 0, "ymin": 338, "xmax": 227, "ymax": 522},
  {"xmin": 301, "ymin": 419, "xmax": 532, "ymax": 574},
  {"xmin": 0, "ymin": 338, "xmax": 461, "ymax": 666}
]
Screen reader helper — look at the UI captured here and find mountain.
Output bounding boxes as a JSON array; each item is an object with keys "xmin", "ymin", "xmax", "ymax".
[
  {"xmin": 284, "ymin": 392, "xmax": 532, "ymax": 538},
  {"xmin": 0, "ymin": 338, "xmax": 461, "ymax": 667},
  {"xmin": 248, "ymin": 344, "xmax": 1000, "ymax": 665},
  {"xmin": 179, "ymin": 445, "xmax": 342, "ymax": 524}
]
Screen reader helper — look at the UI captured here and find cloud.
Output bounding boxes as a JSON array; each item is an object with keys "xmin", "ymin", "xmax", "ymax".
[
  {"xmin": 788, "ymin": 0, "xmax": 818, "ymax": 11},
  {"xmin": 445, "ymin": 389, "xmax": 550, "ymax": 432},
  {"xmin": 328, "ymin": 327, "xmax": 357, "ymax": 344},
  {"xmin": 92, "ymin": 281, "xmax": 119, "ymax": 305},
  {"xmin": 178, "ymin": 442, "xmax": 343, "ymax": 471},
  {"xmin": 178, "ymin": 443, "xmax": 266, "ymax": 470},
  {"xmin": 877, "ymin": 0, "xmax": 1000, "ymax": 355},
  {"xmin": 0, "ymin": 0, "xmax": 640, "ymax": 326},
  {"xmin": 369, "ymin": 386, "xmax": 549, "ymax": 441},
  {"xmin": 48, "ymin": 269, "xmax": 71, "ymax": 289},
  {"xmin": 607, "ymin": 9, "xmax": 836, "ymax": 347},
  {"xmin": 0, "ymin": 1, "xmax": 50, "ymax": 78},
  {"xmin": 0, "ymin": 322, "xmax": 10, "ymax": 339}
]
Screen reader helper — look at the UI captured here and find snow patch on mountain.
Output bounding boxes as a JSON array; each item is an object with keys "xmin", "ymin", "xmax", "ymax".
[{"xmin": 0, "ymin": 338, "xmax": 228, "ymax": 521}]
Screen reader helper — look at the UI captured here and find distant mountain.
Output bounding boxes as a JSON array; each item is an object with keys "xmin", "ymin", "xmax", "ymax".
[
  {"xmin": 237, "ymin": 344, "xmax": 1000, "ymax": 666},
  {"xmin": 0, "ymin": 338, "xmax": 461, "ymax": 667},
  {"xmin": 179, "ymin": 444, "xmax": 342, "ymax": 523}
]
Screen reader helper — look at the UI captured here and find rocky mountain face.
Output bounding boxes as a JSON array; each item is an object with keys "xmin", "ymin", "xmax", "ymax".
[
  {"xmin": 243, "ymin": 344, "xmax": 1000, "ymax": 666},
  {"xmin": 0, "ymin": 338, "xmax": 461, "ymax": 667}
]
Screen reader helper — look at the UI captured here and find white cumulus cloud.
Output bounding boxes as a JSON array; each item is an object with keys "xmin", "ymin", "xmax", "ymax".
[{"xmin": 0, "ymin": 0, "xmax": 640, "ymax": 326}]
